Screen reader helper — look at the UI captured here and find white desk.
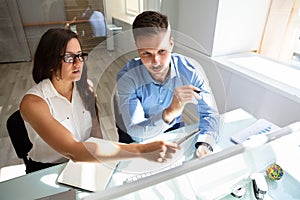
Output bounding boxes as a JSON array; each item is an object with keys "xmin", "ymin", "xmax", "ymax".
[{"xmin": 0, "ymin": 108, "xmax": 257, "ymax": 200}]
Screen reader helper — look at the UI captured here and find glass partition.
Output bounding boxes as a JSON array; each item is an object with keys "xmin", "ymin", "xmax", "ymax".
[
  {"xmin": 83, "ymin": 122, "xmax": 300, "ymax": 200},
  {"xmin": 16, "ymin": 0, "xmax": 106, "ymax": 55},
  {"xmin": 88, "ymin": 24, "xmax": 300, "ymax": 197}
]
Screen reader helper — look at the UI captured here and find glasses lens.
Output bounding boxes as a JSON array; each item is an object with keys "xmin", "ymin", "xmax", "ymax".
[
  {"xmin": 63, "ymin": 54, "xmax": 73, "ymax": 63},
  {"xmin": 63, "ymin": 53, "xmax": 88, "ymax": 63},
  {"xmin": 80, "ymin": 53, "xmax": 88, "ymax": 62},
  {"xmin": 78, "ymin": 54, "xmax": 84, "ymax": 62}
]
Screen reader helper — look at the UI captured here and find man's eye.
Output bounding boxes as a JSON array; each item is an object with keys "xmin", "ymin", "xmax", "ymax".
[
  {"xmin": 141, "ymin": 52, "xmax": 151, "ymax": 56},
  {"xmin": 158, "ymin": 50, "xmax": 166, "ymax": 54}
]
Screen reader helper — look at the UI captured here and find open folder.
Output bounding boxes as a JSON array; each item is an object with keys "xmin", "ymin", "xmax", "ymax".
[{"xmin": 57, "ymin": 137, "xmax": 119, "ymax": 192}]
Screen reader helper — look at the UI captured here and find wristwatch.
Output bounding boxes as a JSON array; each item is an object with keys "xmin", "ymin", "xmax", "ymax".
[{"xmin": 195, "ymin": 141, "xmax": 213, "ymax": 152}]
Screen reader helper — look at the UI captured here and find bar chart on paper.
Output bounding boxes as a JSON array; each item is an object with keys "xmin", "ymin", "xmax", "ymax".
[{"xmin": 230, "ymin": 119, "xmax": 280, "ymax": 144}]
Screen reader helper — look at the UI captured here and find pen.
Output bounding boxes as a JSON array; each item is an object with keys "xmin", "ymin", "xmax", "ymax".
[{"xmin": 176, "ymin": 128, "xmax": 200, "ymax": 145}]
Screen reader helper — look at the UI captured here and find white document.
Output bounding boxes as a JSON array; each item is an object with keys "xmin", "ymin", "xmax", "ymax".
[
  {"xmin": 57, "ymin": 138, "xmax": 119, "ymax": 192},
  {"xmin": 230, "ymin": 119, "xmax": 280, "ymax": 144}
]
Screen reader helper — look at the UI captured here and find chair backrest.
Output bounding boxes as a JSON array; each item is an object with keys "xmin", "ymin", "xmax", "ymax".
[
  {"xmin": 6, "ymin": 110, "xmax": 32, "ymax": 164},
  {"xmin": 113, "ymin": 90, "xmax": 136, "ymax": 143},
  {"xmin": 113, "ymin": 91, "xmax": 127, "ymax": 133}
]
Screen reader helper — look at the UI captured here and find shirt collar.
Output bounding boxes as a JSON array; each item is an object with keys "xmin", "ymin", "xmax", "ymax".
[
  {"xmin": 41, "ymin": 79, "xmax": 77, "ymax": 99},
  {"xmin": 169, "ymin": 54, "xmax": 177, "ymax": 80}
]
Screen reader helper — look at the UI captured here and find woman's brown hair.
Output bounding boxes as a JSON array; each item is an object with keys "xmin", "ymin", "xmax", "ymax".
[{"xmin": 32, "ymin": 28, "xmax": 99, "ymax": 120}]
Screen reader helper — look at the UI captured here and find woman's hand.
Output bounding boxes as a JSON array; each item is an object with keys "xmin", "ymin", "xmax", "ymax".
[{"xmin": 138, "ymin": 141, "xmax": 179, "ymax": 162}]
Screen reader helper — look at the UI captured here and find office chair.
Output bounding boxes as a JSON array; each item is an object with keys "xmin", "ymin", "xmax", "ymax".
[
  {"xmin": 113, "ymin": 91, "xmax": 135, "ymax": 143},
  {"xmin": 6, "ymin": 110, "xmax": 32, "ymax": 166},
  {"xmin": 6, "ymin": 110, "xmax": 58, "ymax": 173}
]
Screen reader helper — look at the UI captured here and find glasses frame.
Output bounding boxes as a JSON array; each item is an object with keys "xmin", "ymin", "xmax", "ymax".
[{"xmin": 62, "ymin": 52, "xmax": 88, "ymax": 63}]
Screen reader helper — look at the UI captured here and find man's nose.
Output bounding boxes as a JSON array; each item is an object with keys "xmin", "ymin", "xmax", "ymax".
[{"xmin": 151, "ymin": 54, "xmax": 160, "ymax": 65}]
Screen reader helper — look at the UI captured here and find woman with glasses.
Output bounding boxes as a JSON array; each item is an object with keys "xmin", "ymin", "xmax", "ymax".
[{"xmin": 20, "ymin": 28, "xmax": 178, "ymax": 173}]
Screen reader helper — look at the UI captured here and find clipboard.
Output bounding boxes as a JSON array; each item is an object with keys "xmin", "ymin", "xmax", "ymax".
[{"xmin": 57, "ymin": 137, "xmax": 119, "ymax": 192}]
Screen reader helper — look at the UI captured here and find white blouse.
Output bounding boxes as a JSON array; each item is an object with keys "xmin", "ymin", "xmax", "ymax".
[{"xmin": 24, "ymin": 79, "xmax": 92, "ymax": 163}]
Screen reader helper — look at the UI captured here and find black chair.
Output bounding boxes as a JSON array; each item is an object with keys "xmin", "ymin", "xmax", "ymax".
[
  {"xmin": 6, "ymin": 110, "xmax": 32, "ymax": 166},
  {"xmin": 6, "ymin": 110, "xmax": 58, "ymax": 173},
  {"xmin": 113, "ymin": 92, "xmax": 135, "ymax": 143}
]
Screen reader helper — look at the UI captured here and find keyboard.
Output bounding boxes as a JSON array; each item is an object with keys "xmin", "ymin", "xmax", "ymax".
[{"xmin": 123, "ymin": 161, "xmax": 183, "ymax": 184}]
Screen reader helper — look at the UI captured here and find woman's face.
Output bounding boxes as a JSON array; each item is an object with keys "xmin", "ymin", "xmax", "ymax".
[{"xmin": 59, "ymin": 38, "xmax": 84, "ymax": 82}]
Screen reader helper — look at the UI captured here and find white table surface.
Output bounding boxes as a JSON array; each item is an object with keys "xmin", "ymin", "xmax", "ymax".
[{"xmin": 0, "ymin": 108, "xmax": 258, "ymax": 200}]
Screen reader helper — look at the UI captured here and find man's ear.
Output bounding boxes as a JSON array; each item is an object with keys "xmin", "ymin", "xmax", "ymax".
[{"xmin": 169, "ymin": 36, "xmax": 174, "ymax": 51}]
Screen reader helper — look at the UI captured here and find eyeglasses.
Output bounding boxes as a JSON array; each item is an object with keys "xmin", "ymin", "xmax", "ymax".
[{"xmin": 62, "ymin": 53, "xmax": 88, "ymax": 63}]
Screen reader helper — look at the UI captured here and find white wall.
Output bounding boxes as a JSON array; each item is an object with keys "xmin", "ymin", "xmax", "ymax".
[
  {"xmin": 175, "ymin": 43, "xmax": 300, "ymax": 127},
  {"xmin": 104, "ymin": 0, "xmax": 125, "ymax": 24},
  {"xmin": 162, "ymin": 0, "xmax": 271, "ymax": 57}
]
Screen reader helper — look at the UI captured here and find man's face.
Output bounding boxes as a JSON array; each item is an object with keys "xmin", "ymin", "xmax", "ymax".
[{"xmin": 135, "ymin": 31, "xmax": 174, "ymax": 83}]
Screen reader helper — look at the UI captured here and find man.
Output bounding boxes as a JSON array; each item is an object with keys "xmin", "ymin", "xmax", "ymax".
[{"xmin": 116, "ymin": 11, "xmax": 220, "ymax": 158}]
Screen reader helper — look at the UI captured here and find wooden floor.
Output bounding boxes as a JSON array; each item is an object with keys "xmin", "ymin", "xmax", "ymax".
[
  {"xmin": 0, "ymin": 61, "xmax": 34, "ymax": 180},
  {"xmin": 0, "ymin": 45, "xmax": 197, "ymax": 181}
]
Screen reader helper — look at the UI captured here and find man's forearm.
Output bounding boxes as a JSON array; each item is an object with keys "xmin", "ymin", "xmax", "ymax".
[{"xmin": 162, "ymin": 108, "xmax": 174, "ymax": 124}]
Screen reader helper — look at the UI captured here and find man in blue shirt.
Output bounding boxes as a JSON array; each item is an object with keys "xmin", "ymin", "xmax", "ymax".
[{"xmin": 116, "ymin": 11, "xmax": 220, "ymax": 158}]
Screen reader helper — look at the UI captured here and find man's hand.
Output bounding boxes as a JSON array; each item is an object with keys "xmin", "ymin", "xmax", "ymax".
[{"xmin": 163, "ymin": 85, "xmax": 201, "ymax": 123}]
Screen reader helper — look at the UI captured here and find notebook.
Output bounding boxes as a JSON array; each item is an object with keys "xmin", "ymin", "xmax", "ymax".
[{"xmin": 57, "ymin": 137, "xmax": 119, "ymax": 192}]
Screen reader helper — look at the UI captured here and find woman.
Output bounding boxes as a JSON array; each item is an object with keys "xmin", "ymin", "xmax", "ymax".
[{"xmin": 20, "ymin": 28, "xmax": 178, "ymax": 173}]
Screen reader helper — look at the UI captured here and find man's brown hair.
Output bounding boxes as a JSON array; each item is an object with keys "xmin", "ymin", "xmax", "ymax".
[{"xmin": 132, "ymin": 11, "xmax": 169, "ymax": 41}]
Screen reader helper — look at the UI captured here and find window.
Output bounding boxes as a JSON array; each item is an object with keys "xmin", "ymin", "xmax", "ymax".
[
  {"xmin": 125, "ymin": 0, "xmax": 143, "ymax": 16},
  {"xmin": 258, "ymin": 0, "xmax": 300, "ymax": 67}
]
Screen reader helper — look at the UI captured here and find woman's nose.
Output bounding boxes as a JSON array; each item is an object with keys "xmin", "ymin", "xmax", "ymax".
[{"xmin": 74, "ymin": 56, "xmax": 81, "ymax": 63}]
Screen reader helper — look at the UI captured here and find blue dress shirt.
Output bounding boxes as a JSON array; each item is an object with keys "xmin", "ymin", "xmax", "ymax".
[{"xmin": 117, "ymin": 53, "xmax": 219, "ymax": 147}]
